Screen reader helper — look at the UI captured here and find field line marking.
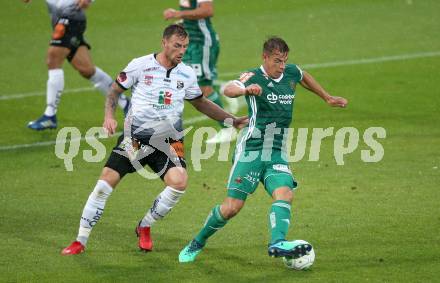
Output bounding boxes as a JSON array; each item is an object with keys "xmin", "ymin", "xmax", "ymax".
[
  {"xmin": 0, "ymin": 87, "xmax": 94, "ymax": 101},
  {"xmin": 1, "ymin": 50, "xmax": 439, "ymax": 151},
  {"xmin": 0, "ymin": 99, "xmax": 246, "ymax": 151},
  {"xmin": 220, "ymin": 51, "xmax": 440, "ymax": 77},
  {"xmin": 1, "ymin": 51, "xmax": 439, "ymax": 101}
]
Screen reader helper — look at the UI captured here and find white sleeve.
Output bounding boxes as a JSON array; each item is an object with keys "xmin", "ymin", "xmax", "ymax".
[
  {"xmin": 296, "ymin": 65, "xmax": 304, "ymax": 81},
  {"xmin": 115, "ymin": 59, "xmax": 140, "ymax": 90},
  {"xmin": 232, "ymin": 80, "xmax": 245, "ymax": 89},
  {"xmin": 197, "ymin": 0, "xmax": 213, "ymax": 3},
  {"xmin": 184, "ymin": 72, "xmax": 203, "ymax": 100}
]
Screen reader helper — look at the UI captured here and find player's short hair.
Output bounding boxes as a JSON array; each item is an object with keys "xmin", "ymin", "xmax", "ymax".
[
  {"xmin": 263, "ymin": 37, "xmax": 290, "ymax": 55},
  {"xmin": 163, "ymin": 24, "xmax": 188, "ymax": 39}
]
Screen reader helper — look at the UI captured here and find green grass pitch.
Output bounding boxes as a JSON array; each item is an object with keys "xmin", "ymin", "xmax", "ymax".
[{"xmin": 1, "ymin": 0, "xmax": 439, "ymax": 282}]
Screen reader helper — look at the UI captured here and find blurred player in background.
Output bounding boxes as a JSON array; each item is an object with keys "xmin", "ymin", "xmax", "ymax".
[
  {"xmin": 179, "ymin": 37, "xmax": 348, "ymax": 263},
  {"xmin": 163, "ymin": 0, "xmax": 239, "ymax": 143},
  {"xmin": 61, "ymin": 25, "xmax": 248, "ymax": 255},
  {"xmin": 23, "ymin": 0, "xmax": 130, "ymax": 130}
]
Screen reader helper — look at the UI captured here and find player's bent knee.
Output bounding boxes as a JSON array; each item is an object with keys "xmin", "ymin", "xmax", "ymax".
[
  {"xmin": 164, "ymin": 168, "xmax": 188, "ymax": 190},
  {"xmin": 221, "ymin": 205, "xmax": 240, "ymax": 219},
  {"xmin": 272, "ymin": 187, "xmax": 294, "ymax": 202},
  {"xmin": 221, "ymin": 198, "xmax": 244, "ymax": 219},
  {"xmin": 77, "ymin": 66, "xmax": 95, "ymax": 79},
  {"xmin": 46, "ymin": 47, "xmax": 68, "ymax": 69},
  {"xmin": 99, "ymin": 167, "xmax": 121, "ymax": 189}
]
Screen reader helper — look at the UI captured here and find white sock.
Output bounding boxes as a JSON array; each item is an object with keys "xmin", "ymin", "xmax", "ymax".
[
  {"xmin": 44, "ymin": 69, "xmax": 64, "ymax": 116},
  {"xmin": 76, "ymin": 180, "xmax": 113, "ymax": 246},
  {"xmin": 140, "ymin": 186, "xmax": 185, "ymax": 227},
  {"xmin": 90, "ymin": 67, "xmax": 129, "ymax": 109}
]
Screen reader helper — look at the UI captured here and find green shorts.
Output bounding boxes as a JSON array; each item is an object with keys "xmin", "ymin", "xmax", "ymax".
[
  {"xmin": 227, "ymin": 150, "xmax": 298, "ymax": 201},
  {"xmin": 183, "ymin": 40, "xmax": 219, "ymax": 87}
]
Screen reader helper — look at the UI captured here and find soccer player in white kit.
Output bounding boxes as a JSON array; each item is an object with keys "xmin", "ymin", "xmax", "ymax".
[
  {"xmin": 61, "ymin": 24, "xmax": 248, "ymax": 255},
  {"xmin": 23, "ymin": 0, "xmax": 130, "ymax": 130}
]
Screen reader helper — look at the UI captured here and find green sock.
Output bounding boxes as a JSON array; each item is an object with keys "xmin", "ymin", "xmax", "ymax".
[
  {"xmin": 195, "ymin": 205, "xmax": 228, "ymax": 245},
  {"xmin": 268, "ymin": 200, "xmax": 292, "ymax": 244}
]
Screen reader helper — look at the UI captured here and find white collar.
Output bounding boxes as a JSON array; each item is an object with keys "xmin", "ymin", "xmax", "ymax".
[
  {"xmin": 152, "ymin": 53, "xmax": 180, "ymax": 71},
  {"xmin": 260, "ymin": 65, "xmax": 283, "ymax": 83}
]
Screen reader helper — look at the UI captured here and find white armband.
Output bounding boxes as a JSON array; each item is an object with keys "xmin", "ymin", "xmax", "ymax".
[{"xmin": 232, "ymin": 80, "xmax": 245, "ymax": 89}]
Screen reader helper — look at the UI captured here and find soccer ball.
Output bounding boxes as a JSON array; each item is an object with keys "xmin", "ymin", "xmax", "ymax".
[{"xmin": 282, "ymin": 240, "xmax": 315, "ymax": 270}]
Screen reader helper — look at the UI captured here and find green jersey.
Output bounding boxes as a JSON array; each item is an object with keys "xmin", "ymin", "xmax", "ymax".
[
  {"xmin": 237, "ymin": 64, "xmax": 304, "ymax": 151},
  {"xmin": 179, "ymin": 0, "xmax": 218, "ymax": 44}
]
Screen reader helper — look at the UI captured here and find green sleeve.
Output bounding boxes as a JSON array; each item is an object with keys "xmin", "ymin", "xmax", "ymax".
[
  {"xmin": 237, "ymin": 69, "xmax": 259, "ymax": 88},
  {"xmin": 286, "ymin": 64, "xmax": 304, "ymax": 83}
]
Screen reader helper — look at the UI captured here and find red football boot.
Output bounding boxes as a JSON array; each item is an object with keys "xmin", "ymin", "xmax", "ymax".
[
  {"xmin": 135, "ymin": 225, "xmax": 153, "ymax": 251},
  {"xmin": 61, "ymin": 241, "xmax": 85, "ymax": 255}
]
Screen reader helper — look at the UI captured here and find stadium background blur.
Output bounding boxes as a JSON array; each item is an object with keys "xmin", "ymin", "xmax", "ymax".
[{"xmin": 0, "ymin": 0, "xmax": 439, "ymax": 281}]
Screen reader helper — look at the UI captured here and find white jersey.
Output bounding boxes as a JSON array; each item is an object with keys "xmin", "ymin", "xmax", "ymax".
[
  {"xmin": 46, "ymin": 0, "xmax": 87, "ymax": 23},
  {"xmin": 116, "ymin": 54, "xmax": 202, "ymax": 131},
  {"xmin": 46, "ymin": 0, "xmax": 76, "ymax": 8}
]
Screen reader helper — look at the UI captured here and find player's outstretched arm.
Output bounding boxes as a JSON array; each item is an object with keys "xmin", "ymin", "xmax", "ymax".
[
  {"xmin": 164, "ymin": 2, "xmax": 213, "ymax": 20},
  {"xmin": 300, "ymin": 71, "xmax": 348, "ymax": 108},
  {"xmin": 189, "ymin": 96, "xmax": 248, "ymax": 129},
  {"xmin": 223, "ymin": 81, "xmax": 262, "ymax": 98},
  {"xmin": 103, "ymin": 82, "xmax": 124, "ymax": 135}
]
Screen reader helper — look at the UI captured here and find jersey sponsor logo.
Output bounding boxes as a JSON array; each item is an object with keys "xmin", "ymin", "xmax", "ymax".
[
  {"xmin": 154, "ymin": 91, "xmax": 174, "ymax": 110},
  {"xmin": 267, "ymin": 92, "xmax": 278, "ymax": 104},
  {"xmin": 143, "ymin": 67, "xmax": 160, "ymax": 72},
  {"xmin": 273, "ymin": 164, "xmax": 292, "ymax": 174},
  {"xmin": 244, "ymin": 171, "xmax": 260, "ymax": 185},
  {"xmin": 160, "ymin": 91, "xmax": 172, "ymax": 105},
  {"xmin": 278, "ymin": 94, "xmax": 295, "ymax": 104},
  {"xmin": 144, "ymin": 75, "xmax": 153, "ymax": 86},
  {"xmin": 117, "ymin": 72, "xmax": 127, "ymax": 83},
  {"xmin": 177, "ymin": 80, "xmax": 184, "ymax": 89},
  {"xmin": 239, "ymin": 72, "xmax": 255, "ymax": 83},
  {"xmin": 266, "ymin": 92, "xmax": 295, "ymax": 104},
  {"xmin": 267, "ymin": 82, "xmax": 274, "ymax": 88}
]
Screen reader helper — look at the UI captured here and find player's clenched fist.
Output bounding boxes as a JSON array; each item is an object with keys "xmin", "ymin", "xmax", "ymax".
[
  {"xmin": 163, "ymin": 8, "xmax": 178, "ymax": 20},
  {"xmin": 245, "ymin": 84, "xmax": 262, "ymax": 96}
]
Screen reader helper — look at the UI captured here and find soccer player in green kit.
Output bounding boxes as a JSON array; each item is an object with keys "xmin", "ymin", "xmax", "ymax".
[
  {"xmin": 179, "ymin": 37, "xmax": 348, "ymax": 262},
  {"xmin": 163, "ymin": 0, "xmax": 239, "ymax": 143}
]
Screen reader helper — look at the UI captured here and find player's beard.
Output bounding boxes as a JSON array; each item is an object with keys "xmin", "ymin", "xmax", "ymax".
[
  {"xmin": 173, "ymin": 55, "xmax": 182, "ymax": 65},
  {"xmin": 166, "ymin": 53, "xmax": 180, "ymax": 67}
]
